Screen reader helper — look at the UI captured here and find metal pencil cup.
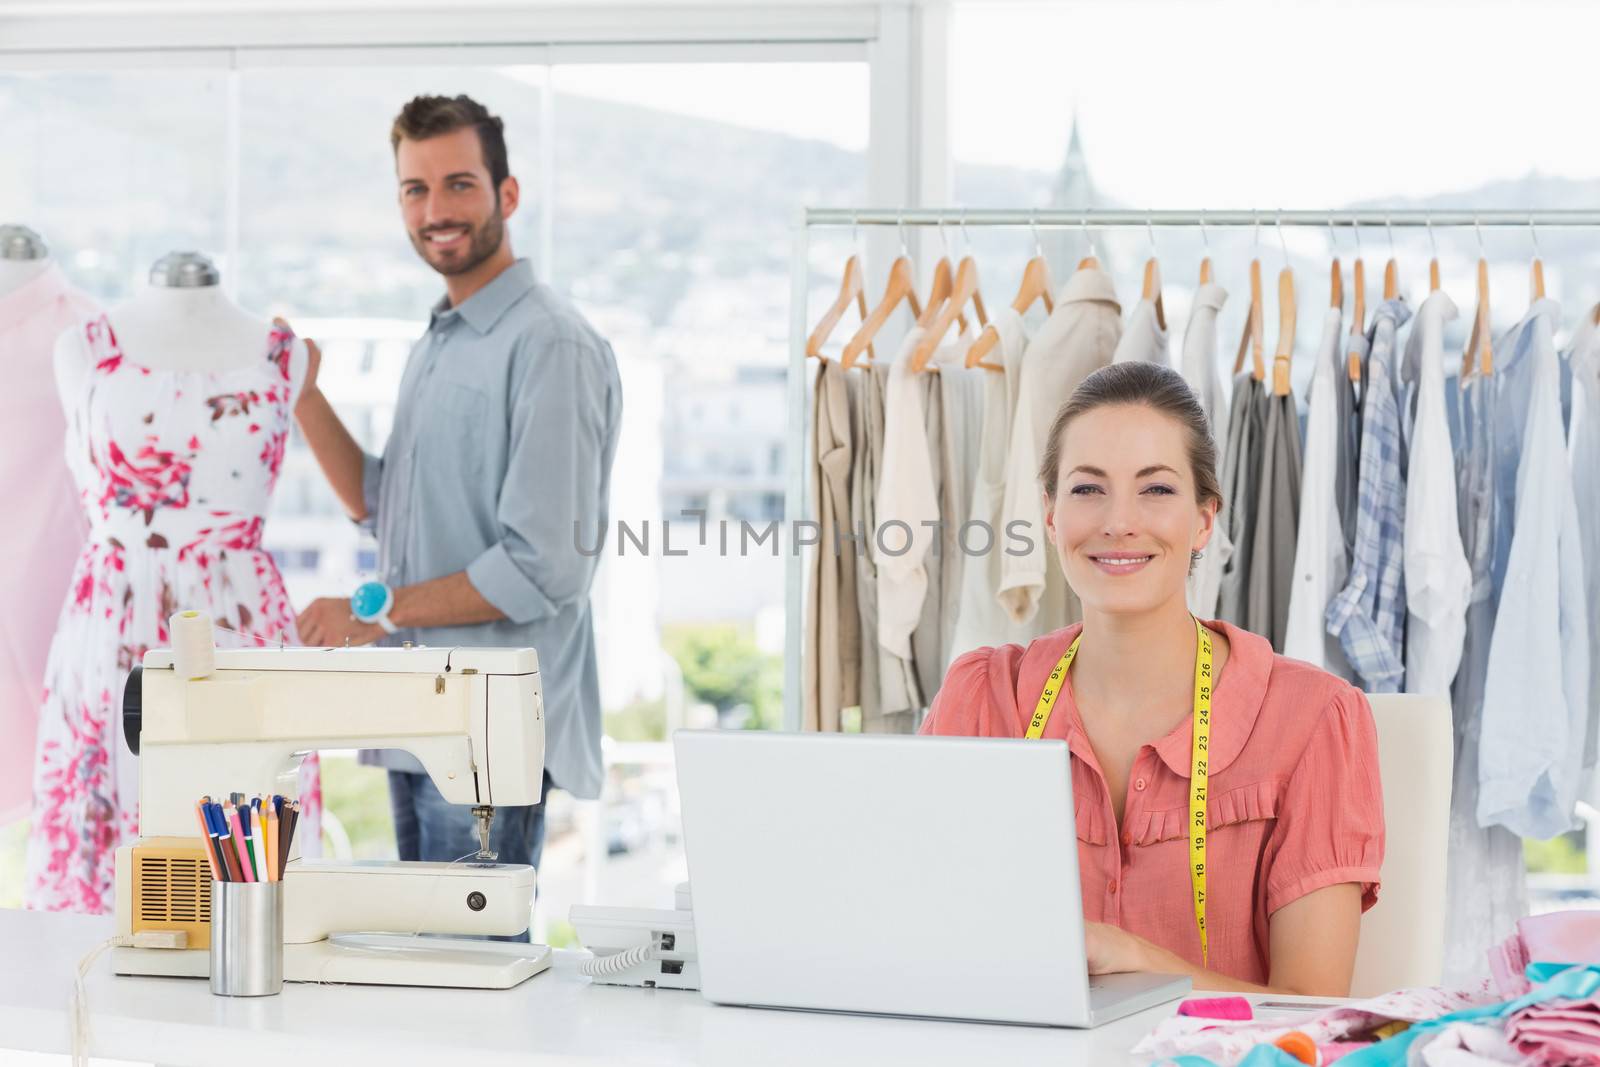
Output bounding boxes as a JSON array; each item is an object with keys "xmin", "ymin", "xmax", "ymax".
[{"xmin": 210, "ymin": 880, "xmax": 283, "ymax": 996}]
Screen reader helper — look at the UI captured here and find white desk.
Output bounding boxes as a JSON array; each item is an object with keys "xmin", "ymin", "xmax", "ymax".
[{"xmin": 0, "ymin": 908, "xmax": 1310, "ymax": 1066}]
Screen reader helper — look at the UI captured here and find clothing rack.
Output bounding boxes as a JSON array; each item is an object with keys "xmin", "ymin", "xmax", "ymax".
[{"xmin": 782, "ymin": 207, "xmax": 1600, "ymax": 731}]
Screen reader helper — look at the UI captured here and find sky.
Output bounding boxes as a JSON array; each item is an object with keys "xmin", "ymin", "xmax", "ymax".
[{"xmin": 546, "ymin": 0, "xmax": 1600, "ymax": 209}]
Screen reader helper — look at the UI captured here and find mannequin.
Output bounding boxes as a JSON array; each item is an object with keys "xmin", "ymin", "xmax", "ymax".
[
  {"xmin": 0, "ymin": 224, "xmax": 97, "ymax": 828},
  {"xmin": 0, "ymin": 224, "xmax": 52, "ymax": 296},
  {"xmin": 55, "ymin": 250, "xmax": 271, "ymax": 408}
]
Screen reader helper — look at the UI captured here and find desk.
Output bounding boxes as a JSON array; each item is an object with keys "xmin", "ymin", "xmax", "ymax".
[{"xmin": 0, "ymin": 909, "xmax": 1315, "ymax": 1066}]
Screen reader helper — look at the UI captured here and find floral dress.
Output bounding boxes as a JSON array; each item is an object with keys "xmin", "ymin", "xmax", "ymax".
[{"xmin": 24, "ymin": 315, "xmax": 322, "ymax": 914}]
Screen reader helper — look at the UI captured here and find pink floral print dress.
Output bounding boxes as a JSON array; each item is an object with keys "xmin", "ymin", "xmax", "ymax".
[{"xmin": 24, "ymin": 314, "xmax": 322, "ymax": 914}]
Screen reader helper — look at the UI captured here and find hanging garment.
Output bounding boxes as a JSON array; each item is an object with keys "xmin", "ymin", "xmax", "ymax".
[
  {"xmin": 1399, "ymin": 290, "xmax": 1471, "ymax": 698},
  {"xmin": 952, "ymin": 308, "xmax": 1040, "ymax": 656},
  {"xmin": 24, "ymin": 316, "xmax": 320, "ymax": 914},
  {"xmin": 908, "ymin": 356, "xmax": 947, "ymax": 719},
  {"xmin": 933, "ymin": 336, "xmax": 985, "ymax": 676},
  {"xmin": 876, "ymin": 327, "xmax": 938, "ymax": 663},
  {"xmin": 1216, "ymin": 370, "xmax": 1265, "ymax": 628},
  {"xmin": 1443, "ymin": 369, "xmax": 1528, "ymax": 987},
  {"xmin": 1335, "ymin": 331, "xmax": 1366, "ymax": 573},
  {"xmin": 1565, "ymin": 313, "xmax": 1600, "ymax": 772},
  {"xmin": 865, "ymin": 355, "xmax": 922, "ymax": 730},
  {"xmin": 1478, "ymin": 298, "xmax": 1589, "ymax": 840},
  {"xmin": 1246, "ymin": 379, "xmax": 1302, "ymax": 652},
  {"xmin": 1284, "ymin": 307, "xmax": 1352, "ymax": 675},
  {"xmin": 1110, "ymin": 295, "xmax": 1168, "ymax": 364},
  {"xmin": 1180, "ymin": 282, "xmax": 1231, "ymax": 617},
  {"xmin": 998, "ymin": 266, "xmax": 1121, "ymax": 628},
  {"xmin": 0, "ymin": 265, "xmax": 97, "ymax": 826},
  {"xmin": 852, "ymin": 360, "xmax": 905, "ymax": 729},
  {"xmin": 1327, "ymin": 297, "xmax": 1411, "ymax": 693},
  {"xmin": 802, "ymin": 356, "xmax": 858, "ymax": 732}
]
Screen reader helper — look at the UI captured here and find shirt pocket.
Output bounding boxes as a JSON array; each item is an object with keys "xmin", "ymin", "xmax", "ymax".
[
  {"xmin": 1124, "ymin": 780, "xmax": 1283, "ymax": 848},
  {"xmin": 431, "ymin": 382, "xmax": 488, "ymax": 479},
  {"xmin": 1074, "ymin": 791, "xmax": 1109, "ymax": 846}
]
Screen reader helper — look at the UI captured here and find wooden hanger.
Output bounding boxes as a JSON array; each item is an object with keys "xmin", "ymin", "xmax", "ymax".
[
  {"xmin": 1142, "ymin": 256, "xmax": 1166, "ymax": 330},
  {"xmin": 912, "ymin": 255, "xmax": 985, "ymax": 372},
  {"xmin": 1347, "ymin": 257, "xmax": 1366, "ymax": 382},
  {"xmin": 1531, "ymin": 257, "xmax": 1546, "ymax": 302},
  {"xmin": 1199, "ymin": 256, "xmax": 1213, "ymax": 285},
  {"xmin": 1330, "ymin": 257, "xmax": 1343, "ymax": 310},
  {"xmin": 1429, "ymin": 258, "xmax": 1441, "ymax": 293},
  {"xmin": 1273, "ymin": 267, "xmax": 1296, "ymax": 397},
  {"xmin": 840, "ymin": 254, "xmax": 923, "ymax": 370},
  {"xmin": 1232, "ymin": 257, "xmax": 1265, "ymax": 381},
  {"xmin": 1460, "ymin": 256, "xmax": 1492, "ymax": 379},
  {"xmin": 966, "ymin": 252, "xmax": 1054, "ymax": 371},
  {"xmin": 1383, "ymin": 257, "xmax": 1399, "ymax": 300},
  {"xmin": 916, "ymin": 256, "xmax": 958, "ymax": 329},
  {"xmin": 806, "ymin": 253, "xmax": 871, "ymax": 362}
]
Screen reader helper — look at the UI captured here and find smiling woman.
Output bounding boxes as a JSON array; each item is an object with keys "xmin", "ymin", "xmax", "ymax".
[{"xmin": 921, "ymin": 362, "xmax": 1385, "ymax": 997}]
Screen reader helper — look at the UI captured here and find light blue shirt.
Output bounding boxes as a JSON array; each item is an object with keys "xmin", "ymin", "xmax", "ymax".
[
  {"xmin": 1477, "ymin": 299, "xmax": 1589, "ymax": 838},
  {"xmin": 357, "ymin": 259, "xmax": 623, "ymax": 800}
]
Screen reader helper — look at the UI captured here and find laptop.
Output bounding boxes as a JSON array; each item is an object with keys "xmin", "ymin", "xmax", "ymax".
[{"xmin": 673, "ymin": 730, "xmax": 1190, "ymax": 1027}]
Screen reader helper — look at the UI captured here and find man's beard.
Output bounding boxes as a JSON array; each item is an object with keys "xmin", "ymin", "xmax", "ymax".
[{"xmin": 413, "ymin": 207, "xmax": 505, "ymax": 277}]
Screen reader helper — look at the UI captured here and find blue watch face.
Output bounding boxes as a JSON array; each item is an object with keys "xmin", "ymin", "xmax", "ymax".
[{"xmin": 351, "ymin": 581, "xmax": 391, "ymax": 622}]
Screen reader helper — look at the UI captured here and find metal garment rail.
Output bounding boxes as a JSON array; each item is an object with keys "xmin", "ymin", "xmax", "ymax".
[{"xmin": 781, "ymin": 206, "xmax": 1600, "ymax": 732}]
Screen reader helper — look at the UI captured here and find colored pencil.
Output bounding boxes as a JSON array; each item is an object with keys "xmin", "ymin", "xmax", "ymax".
[
  {"xmin": 263, "ymin": 799, "xmax": 277, "ymax": 882},
  {"xmin": 214, "ymin": 806, "xmax": 244, "ymax": 882},
  {"xmin": 227, "ymin": 805, "xmax": 256, "ymax": 882},
  {"xmin": 194, "ymin": 801, "xmax": 222, "ymax": 880}
]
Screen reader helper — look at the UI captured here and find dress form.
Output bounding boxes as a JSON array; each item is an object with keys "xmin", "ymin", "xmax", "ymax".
[
  {"xmin": 56, "ymin": 251, "xmax": 270, "ymax": 411},
  {"xmin": 0, "ymin": 225, "xmax": 52, "ymax": 297}
]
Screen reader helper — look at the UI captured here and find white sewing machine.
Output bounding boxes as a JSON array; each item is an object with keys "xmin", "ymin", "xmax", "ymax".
[{"xmin": 111, "ymin": 641, "xmax": 552, "ymax": 989}]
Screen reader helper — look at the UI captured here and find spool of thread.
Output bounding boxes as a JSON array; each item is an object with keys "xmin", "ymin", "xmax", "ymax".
[{"xmin": 170, "ymin": 610, "xmax": 216, "ymax": 680}]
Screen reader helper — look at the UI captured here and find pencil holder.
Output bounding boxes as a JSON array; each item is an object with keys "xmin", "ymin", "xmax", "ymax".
[{"xmin": 209, "ymin": 879, "xmax": 283, "ymax": 996}]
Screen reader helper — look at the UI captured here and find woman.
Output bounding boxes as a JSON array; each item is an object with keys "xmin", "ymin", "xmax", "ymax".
[{"xmin": 922, "ymin": 361, "xmax": 1383, "ymax": 995}]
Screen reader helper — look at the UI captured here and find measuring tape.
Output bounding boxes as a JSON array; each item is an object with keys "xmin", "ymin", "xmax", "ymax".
[{"xmin": 1026, "ymin": 617, "xmax": 1214, "ymax": 966}]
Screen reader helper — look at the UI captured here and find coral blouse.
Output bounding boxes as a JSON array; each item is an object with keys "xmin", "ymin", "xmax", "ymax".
[{"xmin": 921, "ymin": 620, "xmax": 1384, "ymax": 985}]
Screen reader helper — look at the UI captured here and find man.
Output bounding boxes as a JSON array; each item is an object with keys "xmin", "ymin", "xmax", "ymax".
[{"xmin": 293, "ymin": 94, "xmax": 622, "ymax": 875}]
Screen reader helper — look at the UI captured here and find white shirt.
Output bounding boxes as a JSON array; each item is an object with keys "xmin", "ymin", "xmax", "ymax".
[
  {"xmin": 1110, "ymin": 297, "xmax": 1169, "ymax": 365},
  {"xmin": 1479, "ymin": 299, "xmax": 1591, "ymax": 839},
  {"xmin": 1565, "ymin": 313, "xmax": 1600, "ymax": 770},
  {"xmin": 952, "ymin": 308, "xmax": 1041, "ymax": 655},
  {"xmin": 1400, "ymin": 289, "xmax": 1470, "ymax": 697},
  {"xmin": 997, "ymin": 266, "xmax": 1121, "ymax": 627},
  {"xmin": 1284, "ymin": 307, "xmax": 1352, "ymax": 675},
  {"xmin": 876, "ymin": 327, "xmax": 939, "ymax": 659},
  {"xmin": 1180, "ymin": 282, "xmax": 1230, "ymax": 616}
]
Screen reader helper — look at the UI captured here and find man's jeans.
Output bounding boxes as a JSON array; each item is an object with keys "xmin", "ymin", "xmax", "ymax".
[{"xmin": 388, "ymin": 768, "xmax": 552, "ymax": 941}]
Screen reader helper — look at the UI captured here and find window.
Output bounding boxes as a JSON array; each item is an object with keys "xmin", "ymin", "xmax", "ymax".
[{"xmin": 0, "ymin": 70, "xmax": 227, "ymax": 299}]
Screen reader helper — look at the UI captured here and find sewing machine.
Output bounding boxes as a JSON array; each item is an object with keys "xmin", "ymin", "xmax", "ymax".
[{"xmin": 111, "ymin": 642, "xmax": 552, "ymax": 989}]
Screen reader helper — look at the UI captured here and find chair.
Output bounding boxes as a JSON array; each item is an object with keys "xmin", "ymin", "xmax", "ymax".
[{"xmin": 1350, "ymin": 693, "xmax": 1453, "ymax": 997}]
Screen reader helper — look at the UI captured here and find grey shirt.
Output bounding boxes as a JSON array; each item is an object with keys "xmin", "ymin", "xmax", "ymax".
[{"xmin": 357, "ymin": 259, "xmax": 622, "ymax": 800}]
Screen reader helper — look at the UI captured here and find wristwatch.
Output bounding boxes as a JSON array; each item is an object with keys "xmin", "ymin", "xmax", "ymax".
[{"xmin": 351, "ymin": 580, "xmax": 398, "ymax": 635}]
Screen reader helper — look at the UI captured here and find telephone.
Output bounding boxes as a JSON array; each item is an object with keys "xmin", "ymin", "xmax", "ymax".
[{"xmin": 570, "ymin": 882, "xmax": 699, "ymax": 990}]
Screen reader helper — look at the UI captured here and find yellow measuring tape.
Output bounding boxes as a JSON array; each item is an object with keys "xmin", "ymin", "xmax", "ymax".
[{"xmin": 1026, "ymin": 618, "xmax": 1214, "ymax": 966}]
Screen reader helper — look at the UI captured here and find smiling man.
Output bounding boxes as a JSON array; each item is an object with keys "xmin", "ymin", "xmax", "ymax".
[{"xmin": 291, "ymin": 94, "xmax": 623, "ymax": 882}]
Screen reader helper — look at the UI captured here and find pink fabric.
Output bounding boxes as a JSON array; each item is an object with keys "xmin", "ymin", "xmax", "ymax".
[
  {"xmin": 1180, "ymin": 996, "xmax": 1255, "ymax": 1020},
  {"xmin": 1489, "ymin": 911, "xmax": 1600, "ymax": 997},
  {"xmin": 23, "ymin": 315, "xmax": 320, "ymax": 913},
  {"xmin": 1505, "ymin": 983, "xmax": 1600, "ymax": 1065},
  {"xmin": 0, "ymin": 266, "xmax": 96, "ymax": 825},
  {"xmin": 922, "ymin": 621, "xmax": 1385, "ymax": 985},
  {"xmin": 1130, "ymin": 985, "xmax": 1497, "ymax": 1064}
]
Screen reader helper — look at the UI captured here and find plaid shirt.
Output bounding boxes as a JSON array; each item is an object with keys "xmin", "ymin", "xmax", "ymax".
[{"xmin": 1327, "ymin": 298, "xmax": 1413, "ymax": 692}]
